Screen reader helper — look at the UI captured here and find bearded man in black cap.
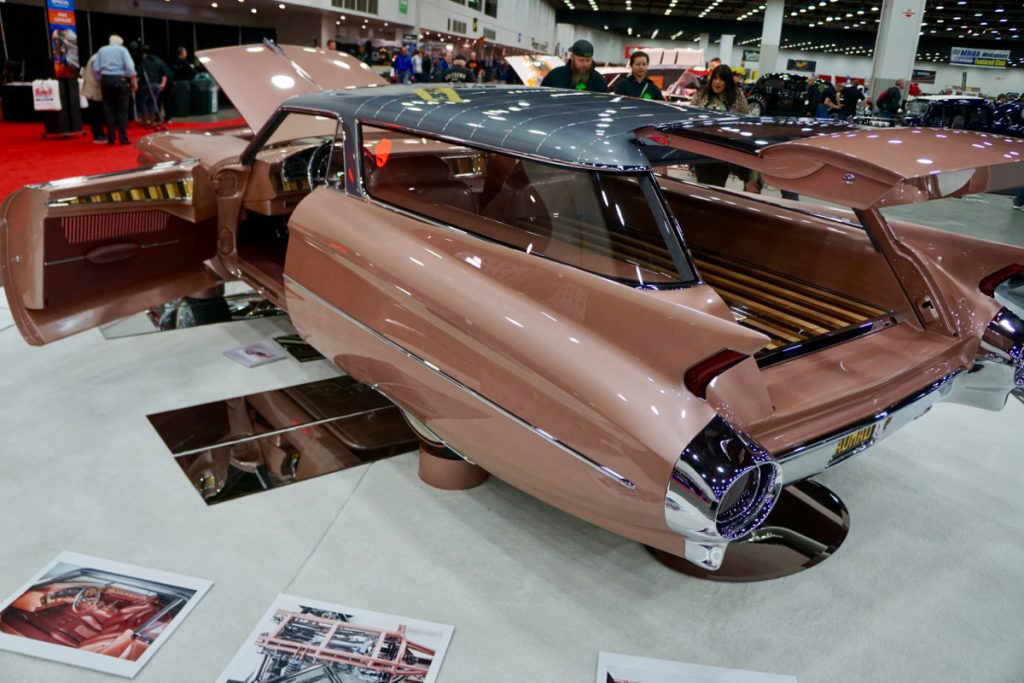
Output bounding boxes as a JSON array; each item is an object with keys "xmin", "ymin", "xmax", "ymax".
[{"xmin": 540, "ymin": 40, "xmax": 608, "ymax": 92}]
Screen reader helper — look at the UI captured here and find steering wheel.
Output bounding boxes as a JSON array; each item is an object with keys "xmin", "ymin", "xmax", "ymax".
[
  {"xmin": 307, "ymin": 140, "xmax": 336, "ymax": 189},
  {"xmin": 72, "ymin": 586, "xmax": 102, "ymax": 613}
]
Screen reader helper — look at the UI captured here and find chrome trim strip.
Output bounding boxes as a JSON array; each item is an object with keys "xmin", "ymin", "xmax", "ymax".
[
  {"xmin": 47, "ymin": 196, "xmax": 193, "ymax": 208},
  {"xmin": 285, "ymin": 275, "xmax": 637, "ymax": 490},
  {"xmin": 776, "ymin": 371, "xmax": 959, "ymax": 483},
  {"xmin": 29, "ymin": 158, "xmax": 199, "ymax": 190}
]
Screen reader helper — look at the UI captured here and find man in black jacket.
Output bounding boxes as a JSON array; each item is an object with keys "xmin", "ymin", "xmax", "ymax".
[
  {"xmin": 614, "ymin": 51, "xmax": 664, "ymax": 100},
  {"xmin": 443, "ymin": 55, "xmax": 476, "ymax": 83},
  {"xmin": 540, "ymin": 40, "xmax": 607, "ymax": 92}
]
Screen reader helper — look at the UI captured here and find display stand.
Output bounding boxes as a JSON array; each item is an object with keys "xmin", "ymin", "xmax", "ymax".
[
  {"xmin": 418, "ymin": 442, "xmax": 489, "ymax": 490},
  {"xmin": 651, "ymin": 479, "xmax": 850, "ymax": 582},
  {"xmin": 41, "ymin": 78, "xmax": 84, "ymax": 138}
]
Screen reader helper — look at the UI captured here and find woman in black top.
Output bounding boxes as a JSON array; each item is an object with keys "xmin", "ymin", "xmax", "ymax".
[{"xmin": 613, "ymin": 51, "xmax": 664, "ymax": 101}]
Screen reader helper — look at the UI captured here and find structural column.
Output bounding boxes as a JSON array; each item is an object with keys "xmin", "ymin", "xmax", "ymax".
[
  {"xmin": 759, "ymin": 0, "xmax": 784, "ymax": 75},
  {"xmin": 869, "ymin": 0, "xmax": 926, "ymax": 100},
  {"xmin": 718, "ymin": 34, "xmax": 734, "ymax": 66},
  {"xmin": 698, "ymin": 33, "xmax": 710, "ymax": 66}
]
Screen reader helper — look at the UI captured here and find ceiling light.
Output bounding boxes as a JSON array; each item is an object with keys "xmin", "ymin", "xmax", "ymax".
[
  {"xmin": 278, "ymin": 2, "xmax": 285, "ymax": 7},
  {"xmin": 250, "ymin": 6, "xmax": 256, "ymax": 11},
  {"xmin": 210, "ymin": 1, "xmax": 217, "ymax": 6}
]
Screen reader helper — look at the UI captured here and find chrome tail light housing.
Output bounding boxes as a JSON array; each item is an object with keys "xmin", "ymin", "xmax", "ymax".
[
  {"xmin": 665, "ymin": 416, "xmax": 782, "ymax": 570},
  {"xmin": 947, "ymin": 269, "xmax": 1024, "ymax": 409}
]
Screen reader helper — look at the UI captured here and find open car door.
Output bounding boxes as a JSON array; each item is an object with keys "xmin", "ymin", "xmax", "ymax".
[{"xmin": 0, "ymin": 161, "xmax": 220, "ymax": 345}]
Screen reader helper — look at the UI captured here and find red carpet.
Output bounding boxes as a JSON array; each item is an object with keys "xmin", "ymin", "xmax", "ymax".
[{"xmin": 0, "ymin": 117, "xmax": 245, "ymax": 203}]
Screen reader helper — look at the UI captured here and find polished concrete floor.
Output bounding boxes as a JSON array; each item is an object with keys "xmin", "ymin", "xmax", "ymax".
[{"xmin": 1, "ymin": 192, "xmax": 1023, "ymax": 683}]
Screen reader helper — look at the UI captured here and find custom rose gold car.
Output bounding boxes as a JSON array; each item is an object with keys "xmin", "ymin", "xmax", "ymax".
[{"xmin": 2, "ymin": 43, "xmax": 1023, "ymax": 573}]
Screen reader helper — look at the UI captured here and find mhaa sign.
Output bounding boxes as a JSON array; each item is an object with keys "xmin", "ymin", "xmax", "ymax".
[{"xmin": 950, "ymin": 46, "xmax": 1009, "ymax": 68}]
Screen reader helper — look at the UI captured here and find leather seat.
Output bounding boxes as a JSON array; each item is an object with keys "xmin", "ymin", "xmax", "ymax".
[{"xmin": 367, "ymin": 154, "xmax": 478, "ymax": 215}]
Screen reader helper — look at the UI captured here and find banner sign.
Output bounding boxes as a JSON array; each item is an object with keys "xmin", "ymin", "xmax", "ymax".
[
  {"xmin": 911, "ymin": 68, "xmax": 936, "ymax": 83},
  {"xmin": 398, "ymin": 0, "xmax": 408, "ymax": 14},
  {"xmin": 46, "ymin": 0, "xmax": 79, "ymax": 78},
  {"xmin": 786, "ymin": 58, "xmax": 816, "ymax": 72},
  {"xmin": 742, "ymin": 49, "xmax": 760, "ymax": 63},
  {"xmin": 32, "ymin": 79, "xmax": 62, "ymax": 111},
  {"xmin": 950, "ymin": 46, "xmax": 1008, "ymax": 69}
]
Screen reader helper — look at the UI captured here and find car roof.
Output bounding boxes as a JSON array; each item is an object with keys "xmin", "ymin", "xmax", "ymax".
[{"xmin": 285, "ymin": 84, "xmax": 728, "ymax": 170}]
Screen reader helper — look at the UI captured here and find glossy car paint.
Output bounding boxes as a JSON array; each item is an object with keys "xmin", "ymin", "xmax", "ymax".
[{"xmin": 3, "ymin": 58, "xmax": 1023, "ymax": 570}]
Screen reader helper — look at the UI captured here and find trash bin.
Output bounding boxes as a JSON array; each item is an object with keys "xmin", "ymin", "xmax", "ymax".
[
  {"xmin": 168, "ymin": 80, "xmax": 191, "ymax": 119},
  {"xmin": 189, "ymin": 76, "xmax": 219, "ymax": 116}
]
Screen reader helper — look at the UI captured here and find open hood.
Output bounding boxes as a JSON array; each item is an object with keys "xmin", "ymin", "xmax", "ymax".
[
  {"xmin": 638, "ymin": 120, "xmax": 1024, "ymax": 209},
  {"xmin": 196, "ymin": 42, "xmax": 386, "ymax": 132}
]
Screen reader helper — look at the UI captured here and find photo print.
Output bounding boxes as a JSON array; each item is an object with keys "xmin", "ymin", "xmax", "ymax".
[
  {"xmin": 217, "ymin": 594, "xmax": 454, "ymax": 683},
  {"xmin": 598, "ymin": 652, "xmax": 798, "ymax": 683},
  {"xmin": 0, "ymin": 551, "xmax": 212, "ymax": 678}
]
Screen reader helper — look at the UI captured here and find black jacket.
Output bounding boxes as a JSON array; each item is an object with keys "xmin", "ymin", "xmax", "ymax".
[
  {"xmin": 540, "ymin": 65, "xmax": 608, "ymax": 92},
  {"xmin": 613, "ymin": 75, "xmax": 664, "ymax": 101},
  {"xmin": 443, "ymin": 65, "xmax": 476, "ymax": 83}
]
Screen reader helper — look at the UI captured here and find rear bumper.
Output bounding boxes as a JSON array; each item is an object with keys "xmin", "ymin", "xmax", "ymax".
[{"xmin": 776, "ymin": 371, "xmax": 958, "ymax": 483}]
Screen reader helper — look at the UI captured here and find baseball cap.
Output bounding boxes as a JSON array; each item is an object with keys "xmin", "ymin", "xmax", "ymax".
[{"xmin": 570, "ymin": 39, "xmax": 594, "ymax": 58}]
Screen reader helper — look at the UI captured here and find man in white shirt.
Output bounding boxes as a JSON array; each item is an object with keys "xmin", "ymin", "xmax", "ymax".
[
  {"xmin": 91, "ymin": 34, "xmax": 137, "ymax": 145},
  {"xmin": 411, "ymin": 49, "xmax": 423, "ymax": 83}
]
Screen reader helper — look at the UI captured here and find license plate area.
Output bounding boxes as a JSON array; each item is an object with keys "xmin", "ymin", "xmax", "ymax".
[{"xmin": 829, "ymin": 424, "xmax": 877, "ymax": 466}]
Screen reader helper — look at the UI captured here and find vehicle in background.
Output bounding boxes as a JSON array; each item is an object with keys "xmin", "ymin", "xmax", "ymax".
[{"xmin": 745, "ymin": 72, "xmax": 809, "ymax": 116}]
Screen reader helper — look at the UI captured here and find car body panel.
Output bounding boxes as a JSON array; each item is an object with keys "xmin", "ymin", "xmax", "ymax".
[
  {"xmin": 283, "ymin": 188, "xmax": 772, "ymax": 553},
  {"xmin": 196, "ymin": 43, "xmax": 385, "ymax": 132},
  {"xmin": 645, "ymin": 122, "xmax": 1024, "ymax": 208},
  {"xmin": 0, "ymin": 161, "xmax": 220, "ymax": 344}
]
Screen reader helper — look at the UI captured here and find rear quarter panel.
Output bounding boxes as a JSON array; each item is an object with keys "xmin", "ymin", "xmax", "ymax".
[{"xmin": 283, "ymin": 188, "xmax": 770, "ymax": 551}]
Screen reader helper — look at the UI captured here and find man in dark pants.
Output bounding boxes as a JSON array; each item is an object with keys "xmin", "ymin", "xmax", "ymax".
[
  {"xmin": 540, "ymin": 40, "xmax": 607, "ymax": 92},
  {"xmin": 91, "ymin": 34, "xmax": 137, "ymax": 145}
]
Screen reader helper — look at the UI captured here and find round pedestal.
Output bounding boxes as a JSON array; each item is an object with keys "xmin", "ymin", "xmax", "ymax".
[
  {"xmin": 417, "ymin": 443, "xmax": 489, "ymax": 490},
  {"xmin": 651, "ymin": 479, "xmax": 850, "ymax": 582}
]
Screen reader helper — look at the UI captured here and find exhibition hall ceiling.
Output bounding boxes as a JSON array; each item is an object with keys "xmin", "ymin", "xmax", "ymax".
[{"xmin": 557, "ymin": 0, "xmax": 1024, "ymax": 62}]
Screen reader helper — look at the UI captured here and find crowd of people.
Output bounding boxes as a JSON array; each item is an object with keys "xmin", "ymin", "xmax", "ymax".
[{"xmin": 82, "ymin": 34, "xmax": 203, "ymax": 145}]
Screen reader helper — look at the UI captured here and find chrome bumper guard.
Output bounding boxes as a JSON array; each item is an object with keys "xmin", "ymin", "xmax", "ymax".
[{"xmin": 776, "ymin": 372, "xmax": 958, "ymax": 484}]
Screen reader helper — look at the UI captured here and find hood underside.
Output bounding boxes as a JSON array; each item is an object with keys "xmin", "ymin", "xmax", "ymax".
[{"xmin": 196, "ymin": 42, "xmax": 386, "ymax": 132}]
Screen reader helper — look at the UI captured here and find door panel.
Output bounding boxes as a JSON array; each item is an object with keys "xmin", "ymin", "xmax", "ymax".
[{"xmin": 1, "ymin": 162, "xmax": 220, "ymax": 345}]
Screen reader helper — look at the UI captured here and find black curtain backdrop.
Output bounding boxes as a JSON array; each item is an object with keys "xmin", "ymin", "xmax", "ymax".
[{"xmin": 0, "ymin": 3, "xmax": 276, "ymax": 81}]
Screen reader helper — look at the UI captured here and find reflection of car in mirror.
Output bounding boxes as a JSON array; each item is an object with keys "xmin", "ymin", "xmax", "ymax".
[{"xmin": 3, "ymin": 44, "xmax": 1024, "ymax": 575}]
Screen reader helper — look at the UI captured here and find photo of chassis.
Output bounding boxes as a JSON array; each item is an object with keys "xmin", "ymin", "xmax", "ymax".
[{"xmin": 218, "ymin": 595, "xmax": 452, "ymax": 683}]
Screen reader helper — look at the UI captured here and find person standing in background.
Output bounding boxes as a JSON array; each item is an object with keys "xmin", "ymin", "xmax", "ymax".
[
  {"xmin": 80, "ymin": 52, "xmax": 109, "ymax": 143},
  {"xmin": 540, "ymin": 40, "xmax": 607, "ymax": 92},
  {"xmin": 411, "ymin": 48, "xmax": 423, "ymax": 83},
  {"xmin": 170, "ymin": 46, "xmax": 197, "ymax": 82},
  {"xmin": 393, "ymin": 46, "xmax": 413, "ymax": 84},
  {"xmin": 442, "ymin": 55, "xmax": 475, "ymax": 83},
  {"xmin": 137, "ymin": 45, "xmax": 172, "ymax": 129},
  {"xmin": 614, "ymin": 51, "xmax": 664, "ymax": 100},
  {"xmin": 92, "ymin": 34, "xmax": 137, "ymax": 145}
]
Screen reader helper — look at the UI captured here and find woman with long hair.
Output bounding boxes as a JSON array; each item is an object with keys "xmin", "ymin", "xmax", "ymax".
[
  {"xmin": 689, "ymin": 64, "xmax": 749, "ymax": 114},
  {"xmin": 688, "ymin": 64, "xmax": 760, "ymax": 192}
]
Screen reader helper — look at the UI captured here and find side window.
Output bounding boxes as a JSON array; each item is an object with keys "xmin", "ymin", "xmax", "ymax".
[
  {"xmin": 360, "ymin": 125, "xmax": 692, "ymax": 287},
  {"xmin": 249, "ymin": 112, "xmax": 344, "ymax": 194}
]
